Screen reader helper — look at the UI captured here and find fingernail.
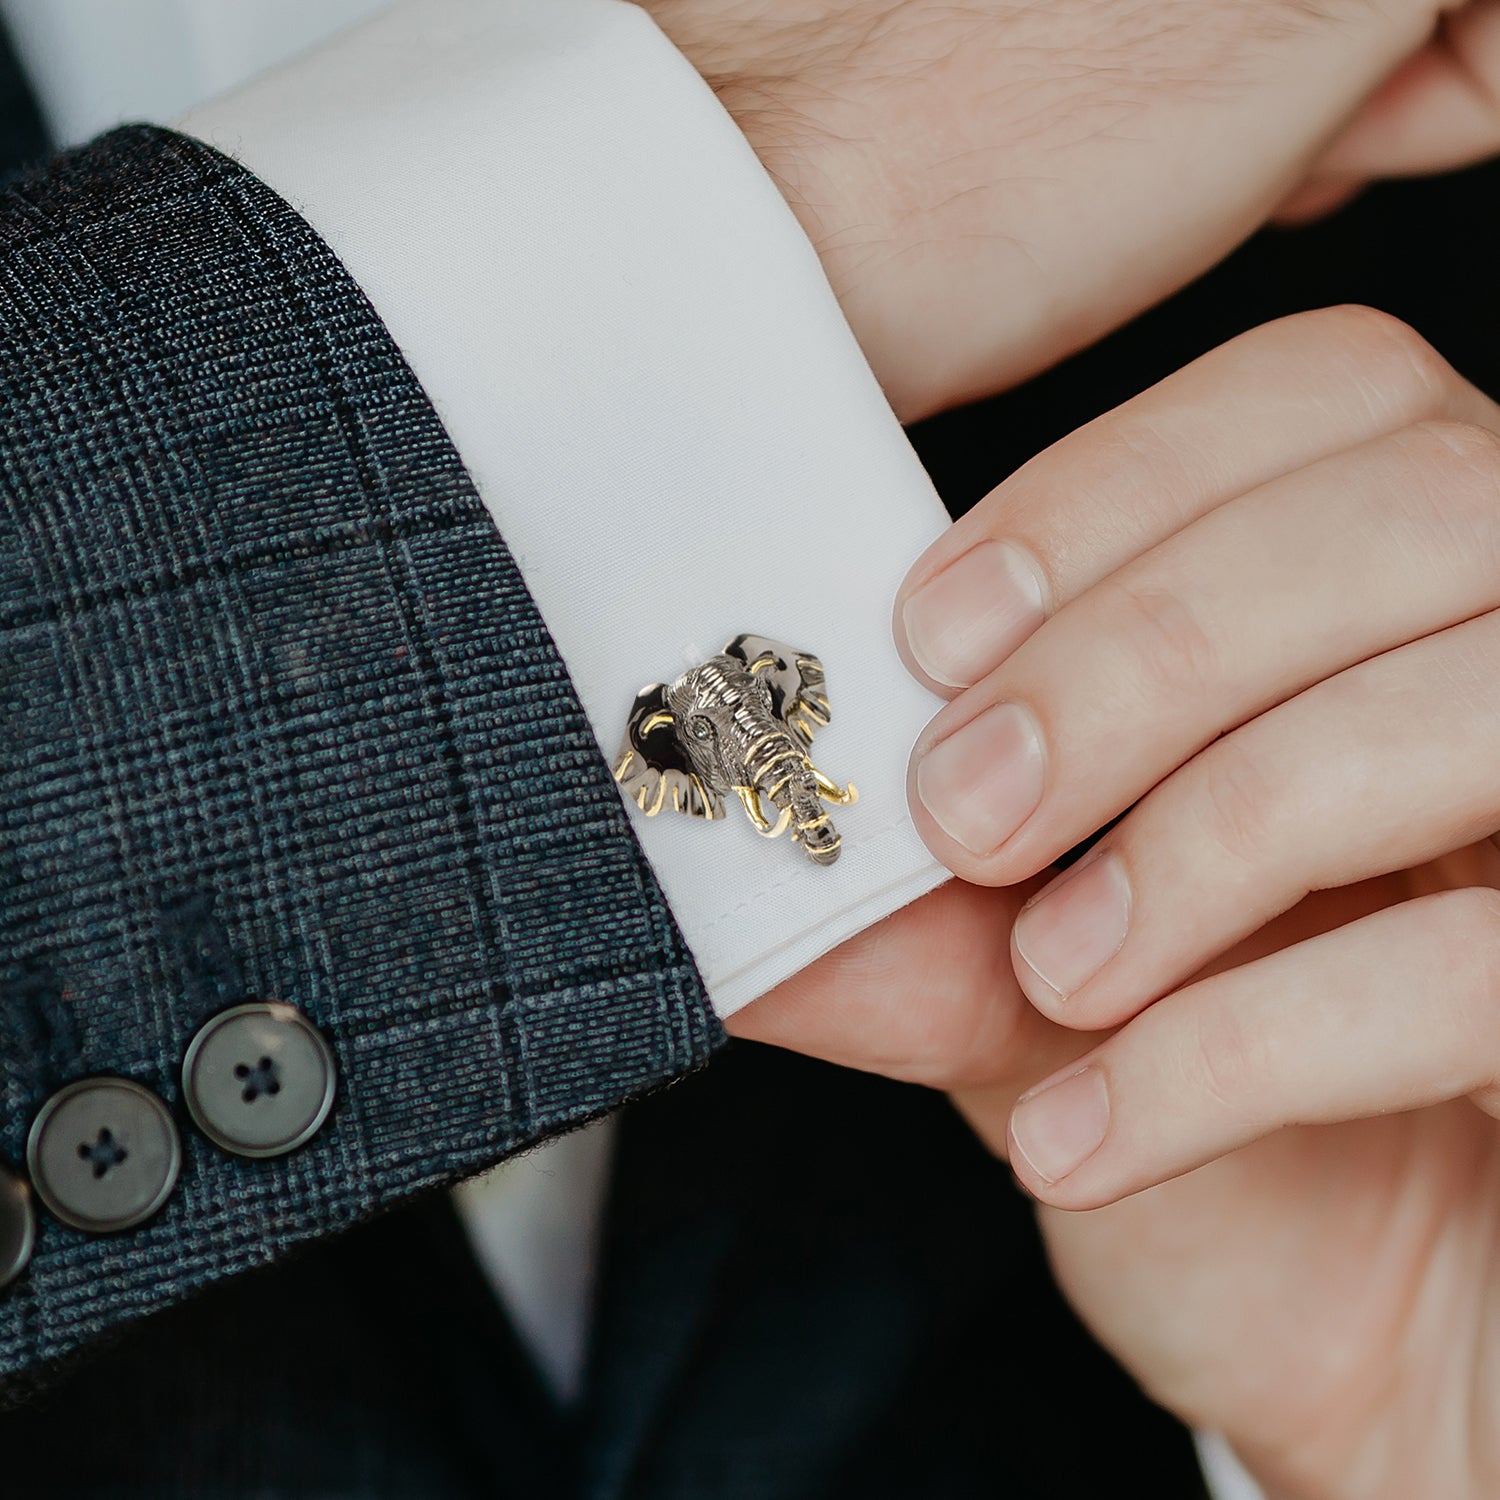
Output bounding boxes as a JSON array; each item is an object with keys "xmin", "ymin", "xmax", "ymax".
[
  {"xmin": 1013, "ymin": 853, "xmax": 1131, "ymax": 1001},
  {"xmin": 916, "ymin": 702, "xmax": 1045, "ymax": 856},
  {"xmin": 901, "ymin": 541, "xmax": 1047, "ymax": 688},
  {"xmin": 1010, "ymin": 1067, "xmax": 1109, "ymax": 1185}
]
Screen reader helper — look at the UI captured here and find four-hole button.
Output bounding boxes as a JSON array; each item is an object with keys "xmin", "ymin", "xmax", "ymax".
[
  {"xmin": 27, "ymin": 1079, "xmax": 181, "ymax": 1234},
  {"xmin": 183, "ymin": 1002, "xmax": 337, "ymax": 1159}
]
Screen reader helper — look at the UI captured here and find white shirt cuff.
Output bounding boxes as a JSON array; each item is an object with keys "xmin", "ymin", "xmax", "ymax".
[
  {"xmin": 175, "ymin": 0, "xmax": 952, "ymax": 1019},
  {"xmin": 1196, "ymin": 1432, "xmax": 1270, "ymax": 1500}
]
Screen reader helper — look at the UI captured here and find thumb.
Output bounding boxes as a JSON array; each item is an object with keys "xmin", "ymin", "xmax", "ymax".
[{"xmin": 727, "ymin": 877, "xmax": 1079, "ymax": 1091}]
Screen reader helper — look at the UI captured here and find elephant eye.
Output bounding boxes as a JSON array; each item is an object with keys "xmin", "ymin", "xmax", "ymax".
[{"xmin": 688, "ymin": 717, "xmax": 714, "ymax": 742}]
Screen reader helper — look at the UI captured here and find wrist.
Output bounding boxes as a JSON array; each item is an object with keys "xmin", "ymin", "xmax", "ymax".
[
  {"xmin": 708, "ymin": 78, "xmax": 928, "ymax": 419},
  {"xmin": 641, "ymin": 0, "xmax": 1441, "ymax": 429},
  {"xmin": 644, "ymin": 3, "xmax": 960, "ymax": 423}
]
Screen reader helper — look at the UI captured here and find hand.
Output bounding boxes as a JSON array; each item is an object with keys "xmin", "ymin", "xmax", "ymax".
[
  {"xmin": 1281, "ymin": 4, "xmax": 1500, "ymax": 220},
  {"xmin": 893, "ymin": 303, "xmax": 1500, "ymax": 1498},
  {"xmin": 645, "ymin": 0, "xmax": 1500, "ymax": 420}
]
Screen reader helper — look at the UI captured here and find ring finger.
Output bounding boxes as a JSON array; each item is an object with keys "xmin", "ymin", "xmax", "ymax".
[{"xmin": 1010, "ymin": 604, "xmax": 1500, "ymax": 1027}]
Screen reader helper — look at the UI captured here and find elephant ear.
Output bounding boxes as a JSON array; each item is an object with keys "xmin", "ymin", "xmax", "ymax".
[
  {"xmin": 723, "ymin": 634, "xmax": 831, "ymax": 751},
  {"xmin": 613, "ymin": 683, "xmax": 725, "ymax": 820}
]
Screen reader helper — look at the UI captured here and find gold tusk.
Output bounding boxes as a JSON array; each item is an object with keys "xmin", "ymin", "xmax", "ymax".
[
  {"xmin": 734, "ymin": 786, "xmax": 792, "ymax": 838},
  {"xmin": 813, "ymin": 769, "xmax": 858, "ymax": 806}
]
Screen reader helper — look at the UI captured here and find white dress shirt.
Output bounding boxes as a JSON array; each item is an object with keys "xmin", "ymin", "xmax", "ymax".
[{"xmin": 1, "ymin": 3, "xmax": 1256, "ymax": 1493}]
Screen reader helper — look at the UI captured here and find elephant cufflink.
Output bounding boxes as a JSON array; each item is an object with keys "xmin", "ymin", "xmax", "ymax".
[{"xmin": 613, "ymin": 634, "xmax": 858, "ymax": 866}]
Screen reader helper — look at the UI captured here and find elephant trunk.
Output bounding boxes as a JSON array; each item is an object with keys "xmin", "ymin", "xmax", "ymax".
[{"xmin": 740, "ymin": 719, "xmax": 841, "ymax": 866}]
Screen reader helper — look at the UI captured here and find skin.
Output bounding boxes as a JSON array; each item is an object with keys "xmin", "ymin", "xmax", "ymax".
[
  {"xmin": 905, "ymin": 308, "xmax": 1500, "ymax": 1498},
  {"xmin": 646, "ymin": 0, "xmax": 1500, "ymax": 420},
  {"xmin": 634, "ymin": 3, "xmax": 1500, "ymax": 1491}
]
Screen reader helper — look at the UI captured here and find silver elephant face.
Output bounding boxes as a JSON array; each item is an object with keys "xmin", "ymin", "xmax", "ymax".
[
  {"xmin": 613, "ymin": 634, "xmax": 858, "ymax": 866},
  {"xmin": 663, "ymin": 655, "xmax": 776, "ymax": 795}
]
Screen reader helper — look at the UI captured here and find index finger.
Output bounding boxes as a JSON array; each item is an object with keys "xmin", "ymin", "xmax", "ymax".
[{"xmin": 894, "ymin": 306, "xmax": 1485, "ymax": 696}]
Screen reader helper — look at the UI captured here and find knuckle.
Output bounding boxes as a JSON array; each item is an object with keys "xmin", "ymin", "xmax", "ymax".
[
  {"xmin": 1104, "ymin": 573, "xmax": 1221, "ymax": 707},
  {"xmin": 1191, "ymin": 733, "xmax": 1282, "ymax": 873},
  {"xmin": 1379, "ymin": 421, "xmax": 1500, "ymax": 584},
  {"xmin": 1409, "ymin": 418, "xmax": 1500, "ymax": 485},
  {"xmin": 1403, "ymin": 886, "xmax": 1500, "ymax": 1073},
  {"xmin": 1421, "ymin": 886, "xmax": 1500, "ymax": 1081},
  {"xmin": 1310, "ymin": 302, "xmax": 1415, "ymax": 350},
  {"xmin": 1398, "ymin": 422, "xmax": 1500, "ymax": 573},
  {"xmin": 1438, "ymin": 886, "xmax": 1500, "ymax": 1026},
  {"xmin": 1298, "ymin": 305, "xmax": 1455, "ymax": 421},
  {"xmin": 1187, "ymin": 998, "xmax": 1266, "ymax": 1119}
]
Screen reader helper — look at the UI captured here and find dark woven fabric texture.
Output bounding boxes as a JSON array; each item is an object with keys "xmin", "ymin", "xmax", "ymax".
[
  {"xmin": 0, "ymin": 124, "xmax": 719, "ymax": 1397},
  {"xmin": 0, "ymin": 1044, "xmax": 1212, "ymax": 1499}
]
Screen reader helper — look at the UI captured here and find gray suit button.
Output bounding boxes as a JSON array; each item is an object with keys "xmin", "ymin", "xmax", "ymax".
[
  {"xmin": 183, "ymin": 1002, "xmax": 337, "ymax": 1159},
  {"xmin": 28, "ymin": 1079, "xmax": 181, "ymax": 1234},
  {"xmin": 0, "ymin": 1164, "xmax": 35, "ymax": 1291}
]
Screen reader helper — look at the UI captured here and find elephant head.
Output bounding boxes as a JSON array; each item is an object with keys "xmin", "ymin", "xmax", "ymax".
[{"xmin": 613, "ymin": 634, "xmax": 857, "ymax": 866}]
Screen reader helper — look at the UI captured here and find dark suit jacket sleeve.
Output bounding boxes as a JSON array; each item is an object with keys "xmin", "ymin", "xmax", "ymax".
[{"xmin": 0, "ymin": 125, "xmax": 721, "ymax": 1398}]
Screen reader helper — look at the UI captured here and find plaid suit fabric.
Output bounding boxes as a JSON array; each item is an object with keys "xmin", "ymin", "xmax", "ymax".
[{"xmin": 0, "ymin": 124, "xmax": 719, "ymax": 1398}]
